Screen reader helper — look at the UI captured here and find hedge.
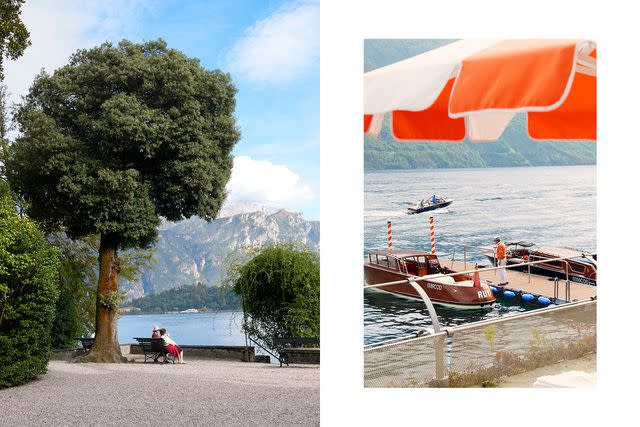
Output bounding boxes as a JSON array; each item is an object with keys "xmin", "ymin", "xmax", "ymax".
[{"xmin": 0, "ymin": 182, "xmax": 61, "ymax": 388}]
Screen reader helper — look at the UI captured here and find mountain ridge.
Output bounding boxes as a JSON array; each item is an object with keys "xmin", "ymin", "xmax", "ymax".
[{"xmin": 122, "ymin": 208, "xmax": 319, "ymax": 299}]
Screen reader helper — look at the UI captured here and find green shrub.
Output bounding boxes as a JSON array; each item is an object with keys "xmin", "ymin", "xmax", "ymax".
[
  {"xmin": 232, "ymin": 244, "xmax": 320, "ymax": 350},
  {"xmin": 0, "ymin": 182, "xmax": 61, "ymax": 388}
]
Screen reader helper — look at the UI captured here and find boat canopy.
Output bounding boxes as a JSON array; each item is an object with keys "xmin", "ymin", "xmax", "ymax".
[
  {"xmin": 539, "ymin": 246, "xmax": 592, "ymax": 259},
  {"xmin": 364, "ymin": 39, "xmax": 596, "ymax": 142},
  {"xmin": 369, "ymin": 250, "xmax": 435, "ymax": 259},
  {"xmin": 507, "ymin": 241, "xmax": 536, "ymax": 247}
]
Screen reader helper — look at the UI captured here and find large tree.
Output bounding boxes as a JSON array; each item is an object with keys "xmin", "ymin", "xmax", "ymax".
[
  {"xmin": 5, "ymin": 39, "xmax": 240, "ymax": 362},
  {"xmin": 49, "ymin": 234, "xmax": 155, "ymax": 349},
  {"xmin": 0, "ymin": 0, "xmax": 31, "ymax": 81}
]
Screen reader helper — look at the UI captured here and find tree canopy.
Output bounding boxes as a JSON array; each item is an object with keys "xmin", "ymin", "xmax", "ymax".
[
  {"xmin": 0, "ymin": 0, "xmax": 30, "ymax": 81},
  {"xmin": 233, "ymin": 244, "xmax": 320, "ymax": 349},
  {"xmin": 6, "ymin": 39, "xmax": 239, "ymax": 249}
]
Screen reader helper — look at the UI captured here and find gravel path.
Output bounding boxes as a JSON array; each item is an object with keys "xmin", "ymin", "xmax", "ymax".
[{"xmin": 0, "ymin": 358, "xmax": 319, "ymax": 426}]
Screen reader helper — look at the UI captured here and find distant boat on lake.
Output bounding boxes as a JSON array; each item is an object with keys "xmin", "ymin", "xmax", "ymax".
[
  {"xmin": 407, "ymin": 196, "xmax": 452, "ymax": 214},
  {"xmin": 180, "ymin": 308, "xmax": 199, "ymax": 314}
]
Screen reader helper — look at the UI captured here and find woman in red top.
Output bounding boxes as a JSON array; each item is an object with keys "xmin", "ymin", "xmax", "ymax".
[{"xmin": 159, "ymin": 328, "xmax": 185, "ymax": 364}]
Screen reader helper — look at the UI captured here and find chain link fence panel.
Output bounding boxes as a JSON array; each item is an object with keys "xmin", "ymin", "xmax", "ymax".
[{"xmin": 364, "ymin": 300, "xmax": 596, "ymax": 387}]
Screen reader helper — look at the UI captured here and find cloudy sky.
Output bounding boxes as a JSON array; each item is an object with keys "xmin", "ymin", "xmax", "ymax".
[{"xmin": 3, "ymin": 0, "xmax": 319, "ymax": 220}]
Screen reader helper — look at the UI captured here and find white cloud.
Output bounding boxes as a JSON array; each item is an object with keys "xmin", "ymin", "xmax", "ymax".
[
  {"xmin": 226, "ymin": 156, "xmax": 313, "ymax": 207},
  {"xmin": 3, "ymin": 0, "xmax": 151, "ymax": 111},
  {"xmin": 226, "ymin": 0, "xmax": 319, "ymax": 85}
]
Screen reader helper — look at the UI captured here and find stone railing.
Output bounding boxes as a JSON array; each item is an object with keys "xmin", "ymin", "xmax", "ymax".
[
  {"xmin": 51, "ymin": 344, "xmax": 258, "ymax": 363},
  {"xmin": 127, "ymin": 344, "xmax": 256, "ymax": 362},
  {"xmin": 281, "ymin": 348, "xmax": 320, "ymax": 364}
]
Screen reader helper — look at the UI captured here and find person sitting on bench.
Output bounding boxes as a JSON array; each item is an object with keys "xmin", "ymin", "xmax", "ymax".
[
  {"xmin": 159, "ymin": 328, "xmax": 185, "ymax": 364},
  {"xmin": 151, "ymin": 325, "xmax": 161, "ymax": 362}
]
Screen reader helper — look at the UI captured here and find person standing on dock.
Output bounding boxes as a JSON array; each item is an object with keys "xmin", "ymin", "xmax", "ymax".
[{"xmin": 494, "ymin": 237, "xmax": 508, "ymax": 285}]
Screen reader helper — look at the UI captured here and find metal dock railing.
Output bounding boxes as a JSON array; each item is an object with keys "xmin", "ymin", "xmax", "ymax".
[{"xmin": 363, "ymin": 252, "xmax": 597, "ymax": 387}]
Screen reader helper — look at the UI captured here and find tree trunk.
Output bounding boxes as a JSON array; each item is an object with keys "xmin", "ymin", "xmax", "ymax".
[{"xmin": 76, "ymin": 234, "xmax": 127, "ymax": 363}]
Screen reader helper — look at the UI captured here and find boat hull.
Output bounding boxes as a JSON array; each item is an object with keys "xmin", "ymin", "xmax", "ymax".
[{"xmin": 364, "ymin": 262, "xmax": 495, "ymax": 309}]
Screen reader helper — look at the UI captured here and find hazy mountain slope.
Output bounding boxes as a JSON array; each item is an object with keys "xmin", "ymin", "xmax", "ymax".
[{"xmin": 122, "ymin": 209, "xmax": 319, "ymax": 299}]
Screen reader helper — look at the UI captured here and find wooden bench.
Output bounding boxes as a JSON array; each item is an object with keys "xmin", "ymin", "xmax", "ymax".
[
  {"xmin": 77, "ymin": 337, "xmax": 94, "ymax": 353},
  {"xmin": 133, "ymin": 337, "xmax": 176, "ymax": 363},
  {"xmin": 272, "ymin": 337, "xmax": 320, "ymax": 367}
]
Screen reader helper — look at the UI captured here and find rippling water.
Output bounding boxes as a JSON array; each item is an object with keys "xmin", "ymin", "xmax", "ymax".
[{"xmin": 364, "ymin": 165, "xmax": 596, "ymax": 345}]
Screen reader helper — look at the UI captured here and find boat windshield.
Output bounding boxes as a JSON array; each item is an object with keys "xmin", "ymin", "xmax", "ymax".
[
  {"xmin": 401, "ymin": 255, "xmax": 431, "ymax": 276},
  {"xmin": 580, "ymin": 256, "xmax": 596, "ymax": 266},
  {"xmin": 369, "ymin": 253, "xmax": 398, "ymax": 270},
  {"xmin": 402, "ymin": 255, "xmax": 427, "ymax": 265}
]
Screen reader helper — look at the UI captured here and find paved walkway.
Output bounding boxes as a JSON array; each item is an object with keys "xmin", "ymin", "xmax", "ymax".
[
  {"xmin": 0, "ymin": 358, "xmax": 319, "ymax": 426},
  {"xmin": 498, "ymin": 352, "xmax": 596, "ymax": 387}
]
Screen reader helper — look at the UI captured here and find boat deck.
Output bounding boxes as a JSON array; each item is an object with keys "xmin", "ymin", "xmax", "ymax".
[{"xmin": 444, "ymin": 259, "xmax": 597, "ymax": 302}]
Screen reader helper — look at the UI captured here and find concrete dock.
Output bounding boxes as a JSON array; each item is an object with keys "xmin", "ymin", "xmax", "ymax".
[{"xmin": 445, "ymin": 259, "xmax": 597, "ymax": 301}]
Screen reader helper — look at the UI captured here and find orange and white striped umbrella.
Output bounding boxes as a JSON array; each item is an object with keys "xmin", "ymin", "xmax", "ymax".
[{"xmin": 364, "ymin": 39, "xmax": 596, "ymax": 142}]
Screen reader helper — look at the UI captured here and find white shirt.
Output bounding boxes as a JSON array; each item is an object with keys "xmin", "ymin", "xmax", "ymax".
[{"xmin": 161, "ymin": 335, "xmax": 177, "ymax": 346}]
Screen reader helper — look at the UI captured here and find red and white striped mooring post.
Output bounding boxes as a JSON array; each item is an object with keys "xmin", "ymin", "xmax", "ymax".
[
  {"xmin": 387, "ymin": 221, "xmax": 393, "ymax": 253},
  {"xmin": 429, "ymin": 216, "xmax": 436, "ymax": 254}
]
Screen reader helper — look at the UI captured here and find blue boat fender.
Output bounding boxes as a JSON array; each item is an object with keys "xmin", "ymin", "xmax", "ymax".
[
  {"xmin": 521, "ymin": 293, "xmax": 535, "ymax": 302},
  {"xmin": 504, "ymin": 290, "xmax": 516, "ymax": 298},
  {"xmin": 538, "ymin": 296, "xmax": 551, "ymax": 305},
  {"xmin": 490, "ymin": 286, "xmax": 498, "ymax": 293}
]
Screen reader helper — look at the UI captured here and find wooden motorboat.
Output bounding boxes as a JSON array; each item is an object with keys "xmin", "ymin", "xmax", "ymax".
[
  {"xmin": 364, "ymin": 250, "xmax": 495, "ymax": 309},
  {"xmin": 407, "ymin": 197, "xmax": 453, "ymax": 214},
  {"xmin": 481, "ymin": 242, "xmax": 597, "ymax": 286}
]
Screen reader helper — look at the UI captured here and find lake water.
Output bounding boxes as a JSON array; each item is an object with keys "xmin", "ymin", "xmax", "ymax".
[
  {"xmin": 118, "ymin": 311, "xmax": 246, "ymax": 345},
  {"xmin": 364, "ymin": 165, "xmax": 596, "ymax": 345}
]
